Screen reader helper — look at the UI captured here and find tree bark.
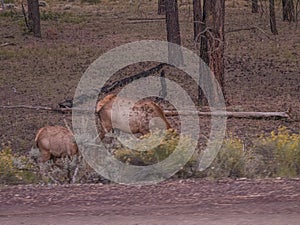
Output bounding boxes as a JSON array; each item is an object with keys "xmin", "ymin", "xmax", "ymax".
[
  {"xmin": 252, "ymin": 0, "xmax": 259, "ymax": 13},
  {"xmin": 158, "ymin": 0, "xmax": 166, "ymax": 15},
  {"xmin": 193, "ymin": 0, "xmax": 203, "ymax": 42},
  {"xmin": 282, "ymin": 0, "xmax": 295, "ymax": 21},
  {"xmin": 27, "ymin": 0, "xmax": 41, "ymax": 37},
  {"xmin": 269, "ymin": 0, "xmax": 278, "ymax": 34},
  {"xmin": 165, "ymin": 0, "xmax": 183, "ymax": 66},
  {"xmin": 199, "ymin": 0, "xmax": 225, "ymax": 106},
  {"xmin": 1, "ymin": 0, "xmax": 5, "ymax": 10}
]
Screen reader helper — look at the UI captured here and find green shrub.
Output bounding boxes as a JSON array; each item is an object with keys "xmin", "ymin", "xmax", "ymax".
[{"xmin": 0, "ymin": 147, "xmax": 39, "ymax": 185}]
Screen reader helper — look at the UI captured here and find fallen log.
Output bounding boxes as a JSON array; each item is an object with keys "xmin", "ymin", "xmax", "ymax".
[
  {"xmin": 127, "ymin": 17, "xmax": 165, "ymax": 21},
  {"xmin": 164, "ymin": 110, "xmax": 291, "ymax": 119},
  {"xmin": 0, "ymin": 105, "xmax": 292, "ymax": 120}
]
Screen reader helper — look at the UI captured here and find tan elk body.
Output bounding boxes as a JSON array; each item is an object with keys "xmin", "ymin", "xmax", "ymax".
[
  {"xmin": 96, "ymin": 94, "xmax": 171, "ymax": 139},
  {"xmin": 35, "ymin": 126, "xmax": 78, "ymax": 163}
]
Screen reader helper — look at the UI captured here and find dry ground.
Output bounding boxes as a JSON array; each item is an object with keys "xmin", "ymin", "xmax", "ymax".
[
  {"xmin": 0, "ymin": 1, "xmax": 300, "ymax": 224},
  {"xmin": 1, "ymin": 178, "xmax": 300, "ymax": 225}
]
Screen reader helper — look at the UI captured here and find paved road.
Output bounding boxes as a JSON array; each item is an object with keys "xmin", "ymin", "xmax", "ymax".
[{"xmin": 1, "ymin": 178, "xmax": 300, "ymax": 225}]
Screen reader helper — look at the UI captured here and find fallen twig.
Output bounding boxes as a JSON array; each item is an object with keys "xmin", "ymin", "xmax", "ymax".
[{"xmin": 0, "ymin": 42, "xmax": 15, "ymax": 47}]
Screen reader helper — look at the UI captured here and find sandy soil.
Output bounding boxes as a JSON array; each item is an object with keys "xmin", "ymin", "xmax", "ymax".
[{"xmin": 1, "ymin": 178, "xmax": 300, "ymax": 225}]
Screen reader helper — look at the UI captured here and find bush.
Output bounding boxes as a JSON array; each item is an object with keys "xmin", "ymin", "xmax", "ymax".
[
  {"xmin": 113, "ymin": 129, "xmax": 198, "ymax": 178},
  {"xmin": 29, "ymin": 148, "xmax": 109, "ymax": 184},
  {"xmin": 0, "ymin": 147, "xmax": 39, "ymax": 185},
  {"xmin": 253, "ymin": 127, "xmax": 300, "ymax": 177},
  {"xmin": 200, "ymin": 135, "xmax": 250, "ymax": 178}
]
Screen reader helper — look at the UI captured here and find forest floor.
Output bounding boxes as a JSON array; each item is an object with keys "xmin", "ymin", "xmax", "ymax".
[
  {"xmin": 0, "ymin": 0, "xmax": 299, "ymax": 153},
  {"xmin": 0, "ymin": 1, "xmax": 300, "ymax": 224}
]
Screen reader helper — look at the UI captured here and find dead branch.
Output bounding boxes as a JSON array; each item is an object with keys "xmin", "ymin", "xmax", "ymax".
[
  {"xmin": 99, "ymin": 63, "xmax": 166, "ymax": 94},
  {"xmin": 226, "ymin": 26, "xmax": 272, "ymax": 39},
  {"xmin": 21, "ymin": 2, "xmax": 30, "ymax": 32}
]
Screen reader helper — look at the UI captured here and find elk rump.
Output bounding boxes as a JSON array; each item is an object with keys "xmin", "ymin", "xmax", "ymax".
[{"xmin": 35, "ymin": 126, "xmax": 78, "ymax": 163}]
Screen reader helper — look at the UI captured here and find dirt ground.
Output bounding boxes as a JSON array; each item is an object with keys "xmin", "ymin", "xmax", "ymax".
[
  {"xmin": 1, "ymin": 178, "xmax": 300, "ymax": 224},
  {"xmin": 0, "ymin": 1, "xmax": 300, "ymax": 224},
  {"xmin": 0, "ymin": 0, "xmax": 299, "ymax": 153}
]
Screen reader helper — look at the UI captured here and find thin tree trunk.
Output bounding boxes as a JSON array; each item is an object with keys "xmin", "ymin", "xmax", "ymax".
[
  {"xmin": 165, "ymin": 0, "xmax": 183, "ymax": 66},
  {"xmin": 252, "ymin": 0, "xmax": 259, "ymax": 13},
  {"xmin": 1, "ymin": 0, "xmax": 5, "ymax": 10},
  {"xmin": 158, "ymin": 0, "xmax": 166, "ymax": 15},
  {"xmin": 269, "ymin": 0, "xmax": 278, "ymax": 34},
  {"xmin": 27, "ymin": 0, "xmax": 41, "ymax": 37},
  {"xmin": 282, "ymin": 0, "xmax": 295, "ymax": 21}
]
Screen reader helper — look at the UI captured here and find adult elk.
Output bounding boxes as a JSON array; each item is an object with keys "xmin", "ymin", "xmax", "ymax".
[
  {"xmin": 96, "ymin": 94, "xmax": 171, "ymax": 139},
  {"xmin": 34, "ymin": 126, "xmax": 78, "ymax": 163}
]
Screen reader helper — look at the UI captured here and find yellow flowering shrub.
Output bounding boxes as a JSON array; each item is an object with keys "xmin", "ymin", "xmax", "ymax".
[
  {"xmin": 112, "ymin": 129, "xmax": 198, "ymax": 179},
  {"xmin": 254, "ymin": 126, "xmax": 300, "ymax": 177},
  {"xmin": 203, "ymin": 135, "xmax": 249, "ymax": 178},
  {"xmin": 0, "ymin": 147, "xmax": 38, "ymax": 185}
]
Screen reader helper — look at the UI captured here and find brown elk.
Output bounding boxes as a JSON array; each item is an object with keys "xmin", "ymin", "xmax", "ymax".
[
  {"xmin": 34, "ymin": 126, "xmax": 78, "ymax": 163},
  {"xmin": 96, "ymin": 94, "xmax": 171, "ymax": 139}
]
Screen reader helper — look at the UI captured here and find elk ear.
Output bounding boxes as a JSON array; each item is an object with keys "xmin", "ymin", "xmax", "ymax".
[
  {"xmin": 96, "ymin": 101, "xmax": 102, "ymax": 113},
  {"xmin": 96, "ymin": 94, "xmax": 117, "ymax": 113}
]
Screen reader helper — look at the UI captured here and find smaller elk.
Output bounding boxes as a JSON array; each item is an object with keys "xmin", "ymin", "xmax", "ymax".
[
  {"xmin": 96, "ymin": 94, "xmax": 171, "ymax": 139},
  {"xmin": 34, "ymin": 126, "xmax": 78, "ymax": 163}
]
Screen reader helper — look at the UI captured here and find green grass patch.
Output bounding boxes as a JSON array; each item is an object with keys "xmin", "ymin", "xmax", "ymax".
[
  {"xmin": 40, "ymin": 11, "xmax": 86, "ymax": 24},
  {"xmin": 0, "ymin": 49, "xmax": 16, "ymax": 60}
]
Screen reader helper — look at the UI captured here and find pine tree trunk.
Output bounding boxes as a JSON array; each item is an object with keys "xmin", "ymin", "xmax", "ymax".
[
  {"xmin": 199, "ymin": 0, "xmax": 225, "ymax": 106},
  {"xmin": 27, "ymin": 0, "xmax": 41, "ymax": 37},
  {"xmin": 269, "ymin": 0, "xmax": 278, "ymax": 34},
  {"xmin": 165, "ymin": 0, "xmax": 183, "ymax": 66},
  {"xmin": 252, "ymin": 0, "xmax": 259, "ymax": 13},
  {"xmin": 282, "ymin": 0, "xmax": 295, "ymax": 21}
]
